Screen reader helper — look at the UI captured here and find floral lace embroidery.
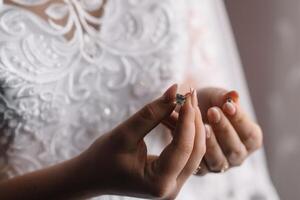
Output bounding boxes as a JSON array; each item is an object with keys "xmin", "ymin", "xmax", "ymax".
[
  {"xmin": 0, "ymin": 0, "xmax": 182, "ymax": 178},
  {"xmin": 0, "ymin": 1, "xmax": 279, "ymax": 200}
]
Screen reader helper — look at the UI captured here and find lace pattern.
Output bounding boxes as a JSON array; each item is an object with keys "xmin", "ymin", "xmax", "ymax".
[
  {"xmin": 0, "ymin": 1, "xmax": 279, "ymax": 199},
  {"xmin": 0, "ymin": 0, "xmax": 183, "ymax": 176}
]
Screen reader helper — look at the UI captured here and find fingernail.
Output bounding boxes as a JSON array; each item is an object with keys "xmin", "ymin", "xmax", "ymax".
[
  {"xmin": 225, "ymin": 91, "xmax": 239, "ymax": 103},
  {"xmin": 207, "ymin": 107, "xmax": 221, "ymax": 124},
  {"xmin": 162, "ymin": 84, "xmax": 178, "ymax": 102},
  {"xmin": 191, "ymin": 88, "xmax": 198, "ymax": 108},
  {"xmin": 205, "ymin": 124, "xmax": 211, "ymax": 138},
  {"xmin": 223, "ymin": 102, "xmax": 236, "ymax": 116}
]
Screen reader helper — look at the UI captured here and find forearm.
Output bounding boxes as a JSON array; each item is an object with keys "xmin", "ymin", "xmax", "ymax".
[{"xmin": 0, "ymin": 155, "xmax": 97, "ymax": 200}]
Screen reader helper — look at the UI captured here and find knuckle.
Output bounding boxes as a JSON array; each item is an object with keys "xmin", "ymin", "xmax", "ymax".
[
  {"xmin": 140, "ymin": 103, "xmax": 157, "ymax": 122},
  {"xmin": 245, "ymin": 124, "xmax": 263, "ymax": 151},
  {"xmin": 151, "ymin": 181, "xmax": 174, "ymax": 198},
  {"xmin": 214, "ymin": 119, "xmax": 229, "ymax": 133},
  {"xmin": 227, "ymin": 150, "xmax": 245, "ymax": 166},
  {"xmin": 209, "ymin": 159, "xmax": 226, "ymax": 171}
]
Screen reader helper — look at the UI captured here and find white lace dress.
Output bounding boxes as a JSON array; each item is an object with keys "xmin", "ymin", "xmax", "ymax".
[{"xmin": 0, "ymin": 0, "xmax": 279, "ymax": 199}]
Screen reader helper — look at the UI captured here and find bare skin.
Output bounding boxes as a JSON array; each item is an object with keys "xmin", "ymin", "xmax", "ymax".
[
  {"xmin": 0, "ymin": 85, "xmax": 206, "ymax": 199},
  {"xmin": 0, "ymin": 1, "xmax": 264, "ymax": 198},
  {"xmin": 0, "ymin": 84, "xmax": 263, "ymax": 199},
  {"xmin": 163, "ymin": 88, "xmax": 263, "ymax": 175}
]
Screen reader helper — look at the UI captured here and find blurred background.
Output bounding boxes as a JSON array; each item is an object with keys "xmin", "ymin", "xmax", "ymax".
[{"xmin": 225, "ymin": 1, "xmax": 300, "ymax": 199}]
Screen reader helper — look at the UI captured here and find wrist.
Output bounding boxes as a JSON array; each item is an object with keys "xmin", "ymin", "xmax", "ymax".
[
  {"xmin": 0, "ymin": 154, "xmax": 99, "ymax": 200},
  {"xmin": 59, "ymin": 155, "xmax": 94, "ymax": 199},
  {"xmin": 72, "ymin": 150, "xmax": 109, "ymax": 198}
]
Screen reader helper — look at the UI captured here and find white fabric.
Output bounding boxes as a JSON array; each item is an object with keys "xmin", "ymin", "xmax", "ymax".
[{"xmin": 0, "ymin": 0, "xmax": 279, "ymax": 199}]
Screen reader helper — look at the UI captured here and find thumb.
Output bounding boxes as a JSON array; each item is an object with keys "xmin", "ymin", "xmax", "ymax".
[{"xmin": 116, "ymin": 84, "xmax": 178, "ymax": 144}]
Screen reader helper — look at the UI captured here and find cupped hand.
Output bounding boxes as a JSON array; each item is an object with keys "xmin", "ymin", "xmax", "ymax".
[
  {"xmin": 76, "ymin": 84, "xmax": 206, "ymax": 199},
  {"xmin": 163, "ymin": 87, "xmax": 263, "ymax": 175}
]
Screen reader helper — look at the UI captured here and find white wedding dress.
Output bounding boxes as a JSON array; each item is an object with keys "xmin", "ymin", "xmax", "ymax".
[{"xmin": 0, "ymin": 0, "xmax": 279, "ymax": 199}]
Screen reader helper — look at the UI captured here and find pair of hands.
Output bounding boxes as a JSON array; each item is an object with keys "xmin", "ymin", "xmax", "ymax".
[
  {"xmin": 162, "ymin": 87, "xmax": 263, "ymax": 175},
  {"xmin": 76, "ymin": 84, "xmax": 262, "ymax": 199}
]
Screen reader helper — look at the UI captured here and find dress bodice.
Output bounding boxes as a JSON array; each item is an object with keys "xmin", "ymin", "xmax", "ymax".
[
  {"xmin": 0, "ymin": 0, "xmax": 185, "ymax": 174},
  {"xmin": 0, "ymin": 1, "xmax": 279, "ymax": 199}
]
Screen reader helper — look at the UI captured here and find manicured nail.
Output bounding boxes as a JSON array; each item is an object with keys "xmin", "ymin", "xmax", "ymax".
[
  {"xmin": 223, "ymin": 102, "xmax": 236, "ymax": 116},
  {"xmin": 205, "ymin": 124, "xmax": 211, "ymax": 138},
  {"xmin": 225, "ymin": 91, "xmax": 239, "ymax": 103},
  {"xmin": 207, "ymin": 107, "xmax": 221, "ymax": 124},
  {"xmin": 191, "ymin": 88, "xmax": 198, "ymax": 108}
]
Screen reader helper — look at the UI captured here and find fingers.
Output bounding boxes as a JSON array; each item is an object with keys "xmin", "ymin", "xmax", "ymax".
[
  {"xmin": 196, "ymin": 87, "xmax": 229, "ymax": 123},
  {"xmin": 193, "ymin": 161, "xmax": 209, "ymax": 176},
  {"xmin": 154, "ymin": 95, "xmax": 196, "ymax": 178},
  {"xmin": 203, "ymin": 125, "xmax": 229, "ymax": 172},
  {"xmin": 116, "ymin": 84, "xmax": 177, "ymax": 144},
  {"xmin": 162, "ymin": 111, "xmax": 178, "ymax": 131},
  {"xmin": 222, "ymin": 100, "xmax": 263, "ymax": 153},
  {"xmin": 213, "ymin": 89, "xmax": 262, "ymax": 153},
  {"xmin": 204, "ymin": 88, "xmax": 239, "ymax": 108},
  {"xmin": 207, "ymin": 107, "xmax": 248, "ymax": 166},
  {"xmin": 178, "ymin": 90, "xmax": 206, "ymax": 182}
]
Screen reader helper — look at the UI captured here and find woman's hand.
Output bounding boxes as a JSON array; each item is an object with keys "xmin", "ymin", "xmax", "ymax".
[
  {"xmin": 163, "ymin": 87, "xmax": 263, "ymax": 175},
  {"xmin": 76, "ymin": 84, "xmax": 206, "ymax": 199},
  {"xmin": 0, "ymin": 84, "xmax": 206, "ymax": 200}
]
